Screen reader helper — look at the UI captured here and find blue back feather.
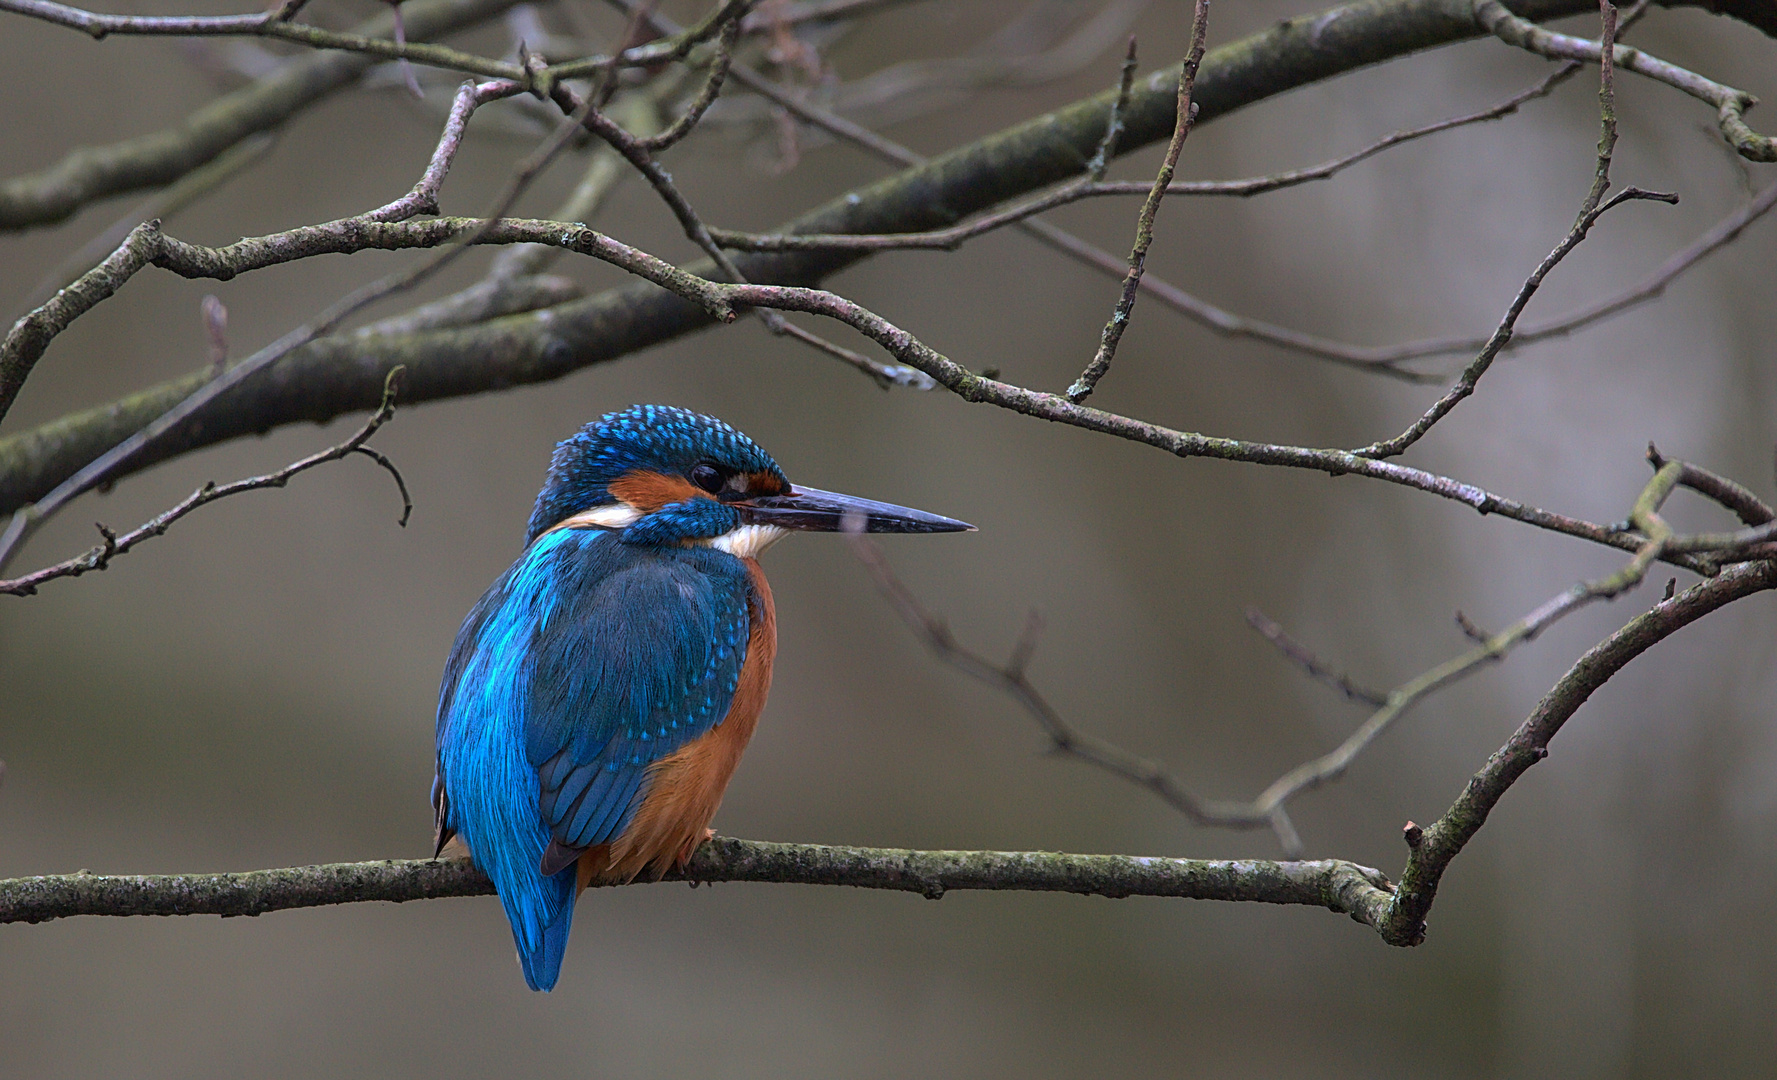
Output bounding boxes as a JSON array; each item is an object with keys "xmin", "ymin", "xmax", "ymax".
[{"xmin": 435, "ymin": 526, "xmax": 754, "ymax": 991}]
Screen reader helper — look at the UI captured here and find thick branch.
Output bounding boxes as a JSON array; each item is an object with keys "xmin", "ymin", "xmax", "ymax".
[{"xmin": 0, "ymin": 838, "xmax": 1396, "ymax": 929}]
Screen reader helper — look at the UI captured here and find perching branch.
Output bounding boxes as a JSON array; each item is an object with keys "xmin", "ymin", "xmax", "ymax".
[
  {"xmin": 2, "ymin": 0, "xmax": 1774, "ymax": 962},
  {"xmin": 10, "ymin": 538, "xmax": 1768, "ymax": 942},
  {"xmin": 0, "ymin": 838, "xmax": 1398, "ymax": 930}
]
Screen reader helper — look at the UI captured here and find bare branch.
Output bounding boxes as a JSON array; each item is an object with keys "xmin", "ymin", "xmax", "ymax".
[
  {"xmin": 852, "ymin": 448, "xmax": 1772, "ymax": 853},
  {"xmin": 737, "ymin": 0, "xmax": 925, "ymax": 34},
  {"xmin": 0, "ymin": 76, "xmax": 522, "ymax": 427},
  {"xmin": 0, "ymin": 75, "xmax": 612, "ymax": 574},
  {"xmin": 1085, "ymin": 35, "xmax": 1140, "ymax": 183},
  {"xmin": 13, "ymin": 132, "xmax": 277, "ymax": 316},
  {"xmin": 5, "ymin": 0, "xmax": 1771, "ymax": 516},
  {"xmin": 1382, "ymin": 558, "xmax": 1777, "ymax": 944},
  {"xmin": 633, "ymin": 14, "xmax": 741, "ymax": 151},
  {"xmin": 0, "ymin": 0, "xmax": 759, "ymax": 89},
  {"xmin": 706, "ymin": 64, "xmax": 1581, "ymax": 258},
  {"xmin": 0, "ymin": 839, "xmax": 1397, "ymax": 930},
  {"xmin": 844, "ymin": 526, "xmax": 1297, "ymax": 846}
]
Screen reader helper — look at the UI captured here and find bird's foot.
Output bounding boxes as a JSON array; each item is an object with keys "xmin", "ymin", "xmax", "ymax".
[{"xmin": 675, "ymin": 828, "xmax": 717, "ymax": 868}]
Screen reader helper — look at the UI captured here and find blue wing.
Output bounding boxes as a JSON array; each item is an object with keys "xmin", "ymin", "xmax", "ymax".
[{"xmin": 433, "ymin": 527, "xmax": 752, "ymax": 990}]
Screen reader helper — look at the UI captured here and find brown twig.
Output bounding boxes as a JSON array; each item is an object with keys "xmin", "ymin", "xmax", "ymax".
[
  {"xmin": 633, "ymin": 13, "xmax": 740, "ymax": 151},
  {"xmin": 553, "ymin": 44, "xmax": 905, "ymax": 387},
  {"xmin": 850, "ymin": 449, "xmax": 1773, "ymax": 854},
  {"xmin": 1245, "ymin": 608, "xmax": 1388, "ymax": 708},
  {"xmin": 842, "ymin": 523, "xmax": 1301, "ymax": 849},
  {"xmin": 0, "ymin": 368, "xmax": 410, "ymax": 597}
]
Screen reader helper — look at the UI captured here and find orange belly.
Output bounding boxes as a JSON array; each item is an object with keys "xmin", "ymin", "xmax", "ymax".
[{"xmin": 577, "ymin": 557, "xmax": 777, "ymax": 887}]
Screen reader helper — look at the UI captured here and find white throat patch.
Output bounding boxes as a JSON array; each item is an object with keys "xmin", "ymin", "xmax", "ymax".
[
  {"xmin": 701, "ymin": 524, "xmax": 789, "ymax": 559},
  {"xmin": 550, "ymin": 504, "xmax": 788, "ymax": 558}
]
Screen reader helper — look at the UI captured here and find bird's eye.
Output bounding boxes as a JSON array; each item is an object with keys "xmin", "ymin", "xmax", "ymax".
[{"xmin": 689, "ymin": 462, "xmax": 725, "ymax": 494}]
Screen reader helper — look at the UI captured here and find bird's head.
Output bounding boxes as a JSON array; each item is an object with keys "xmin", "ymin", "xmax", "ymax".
[{"xmin": 526, "ymin": 405, "xmax": 972, "ymax": 554}]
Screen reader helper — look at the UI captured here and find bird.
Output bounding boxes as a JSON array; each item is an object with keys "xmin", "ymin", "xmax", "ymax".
[{"xmin": 431, "ymin": 404, "xmax": 972, "ymax": 991}]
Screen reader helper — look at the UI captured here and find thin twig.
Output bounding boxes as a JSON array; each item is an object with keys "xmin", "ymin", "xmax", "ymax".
[
  {"xmin": 1382, "ymin": 558, "xmax": 1777, "ymax": 944},
  {"xmin": 0, "ymin": 368, "xmax": 409, "ymax": 597},
  {"xmin": 1085, "ymin": 36, "xmax": 1140, "ymax": 182},
  {"xmin": 850, "ymin": 449, "xmax": 1772, "ymax": 853},
  {"xmin": 634, "ymin": 14, "xmax": 741, "ymax": 151},
  {"xmin": 1065, "ymin": 0, "xmax": 1209, "ymax": 404},
  {"xmin": 0, "ymin": 0, "xmax": 759, "ymax": 91},
  {"xmin": 1245, "ymin": 608, "xmax": 1389, "ymax": 707},
  {"xmin": 711, "ymin": 39, "xmax": 1563, "ymax": 386},
  {"xmin": 0, "ymin": 77, "xmax": 521, "ymax": 429},
  {"xmin": 554, "ymin": 46, "xmax": 907, "ymax": 388},
  {"xmin": 843, "ymin": 524, "xmax": 1298, "ymax": 848},
  {"xmin": 707, "ymin": 64, "xmax": 1584, "ymax": 258},
  {"xmin": 1356, "ymin": 3, "xmax": 1680, "ymax": 460}
]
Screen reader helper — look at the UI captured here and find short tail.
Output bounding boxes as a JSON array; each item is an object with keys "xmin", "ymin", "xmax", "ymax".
[{"xmin": 511, "ymin": 867, "xmax": 576, "ymax": 992}]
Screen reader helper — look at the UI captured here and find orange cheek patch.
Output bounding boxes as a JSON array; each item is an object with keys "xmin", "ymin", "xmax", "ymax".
[
  {"xmin": 743, "ymin": 471, "xmax": 786, "ymax": 497},
  {"xmin": 608, "ymin": 470, "xmax": 704, "ymax": 512}
]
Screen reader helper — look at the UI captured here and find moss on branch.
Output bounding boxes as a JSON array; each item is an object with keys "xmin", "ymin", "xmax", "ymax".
[{"xmin": 0, "ymin": 837, "xmax": 1398, "ymax": 928}]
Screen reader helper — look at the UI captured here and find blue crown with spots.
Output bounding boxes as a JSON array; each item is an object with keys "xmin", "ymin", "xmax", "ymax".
[{"xmin": 526, "ymin": 405, "xmax": 786, "ymax": 542}]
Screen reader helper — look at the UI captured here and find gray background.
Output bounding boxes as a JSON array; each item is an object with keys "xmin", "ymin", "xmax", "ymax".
[{"xmin": 2, "ymin": 1, "xmax": 1774, "ymax": 1075}]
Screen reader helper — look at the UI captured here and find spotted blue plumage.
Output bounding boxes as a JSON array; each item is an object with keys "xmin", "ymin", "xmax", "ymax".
[
  {"xmin": 436, "ymin": 405, "xmax": 780, "ymax": 992},
  {"xmin": 526, "ymin": 404, "xmax": 784, "ymax": 543}
]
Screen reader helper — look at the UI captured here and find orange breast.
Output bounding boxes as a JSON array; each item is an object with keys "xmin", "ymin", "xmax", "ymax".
[{"xmin": 577, "ymin": 557, "xmax": 777, "ymax": 887}]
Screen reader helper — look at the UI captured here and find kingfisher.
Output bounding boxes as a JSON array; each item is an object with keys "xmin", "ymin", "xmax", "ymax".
[{"xmin": 431, "ymin": 404, "xmax": 972, "ymax": 991}]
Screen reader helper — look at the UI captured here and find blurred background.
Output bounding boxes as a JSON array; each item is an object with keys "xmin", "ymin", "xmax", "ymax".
[{"xmin": 2, "ymin": 1, "xmax": 1775, "ymax": 1075}]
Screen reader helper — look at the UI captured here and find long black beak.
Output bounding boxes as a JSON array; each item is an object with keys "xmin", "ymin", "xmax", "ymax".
[{"xmin": 738, "ymin": 485, "xmax": 974, "ymax": 534}]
